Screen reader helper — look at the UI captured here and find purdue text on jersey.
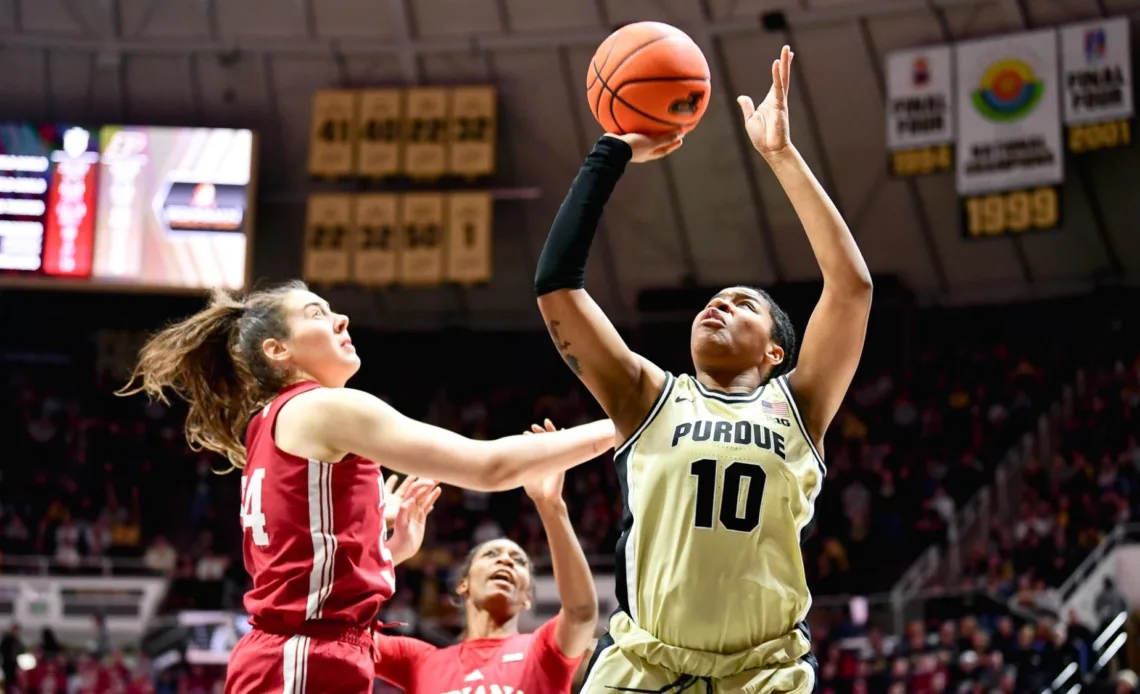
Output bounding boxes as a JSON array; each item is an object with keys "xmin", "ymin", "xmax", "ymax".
[{"xmin": 612, "ymin": 373, "xmax": 825, "ymax": 656}]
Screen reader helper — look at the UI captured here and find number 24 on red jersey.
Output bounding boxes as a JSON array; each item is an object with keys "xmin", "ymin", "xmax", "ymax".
[
  {"xmin": 239, "ymin": 466, "xmax": 395, "ymax": 588},
  {"xmin": 241, "ymin": 468, "xmax": 270, "ymax": 546}
]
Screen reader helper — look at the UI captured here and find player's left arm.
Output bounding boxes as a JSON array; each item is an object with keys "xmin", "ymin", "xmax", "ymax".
[
  {"xmin": 738, "ymin": 46, "xmax": 872, "ymax": 445},
  {"xmin": 524, "ymin": 421, "xmax": 599, "ymax": 659}
]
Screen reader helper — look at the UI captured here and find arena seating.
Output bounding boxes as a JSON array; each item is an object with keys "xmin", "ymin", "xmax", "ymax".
[
  {"xmin": 956, "ymin": 348, "xmax": 1140, "ymax": 600},
  {"xmin": 0, "ymin": 292, "xmax": 1135, "ymax": 693},
  {"xmin": 0, "ymin": 325, "xmax": 1063, "ymax": 600}
]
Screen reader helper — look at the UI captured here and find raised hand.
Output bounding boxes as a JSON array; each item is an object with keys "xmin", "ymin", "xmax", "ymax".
[
  {"xmin": 521, "ymin": 419, "xmax": 567, "ymax": 503},
  {"xmin": 385, "ymin": 475, "xmax": 441, "ymax": 565},
  {"xmin": 737, "ymin": 45, "xmax": 794, "ymax": 158},
  {"xmin": 383, "ymin": 474, "xmax": 438, "ymax": 526},
  {"xmin": 603, "ymin": 132, "xmax": 684, "ymax": 163}
]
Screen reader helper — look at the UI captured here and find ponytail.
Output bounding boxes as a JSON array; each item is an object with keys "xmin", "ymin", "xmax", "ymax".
[{"xmin": 118, "ymin": 281, "xmax": 306, "ymax": 473}]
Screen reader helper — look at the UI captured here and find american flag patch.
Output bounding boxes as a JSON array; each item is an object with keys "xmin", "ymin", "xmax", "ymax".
[{"xmin": 761, "ymin": 399, "xmax": 789, "ymax": 416}]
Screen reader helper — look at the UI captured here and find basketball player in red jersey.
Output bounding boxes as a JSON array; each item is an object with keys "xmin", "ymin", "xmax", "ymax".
[
  {"xmin": 119, "ymin": 282, "xmax": 615, "ymax": 694},
  {"xmin": 374, "ymin": 418, "xmax": 597, "ymax": 694}
]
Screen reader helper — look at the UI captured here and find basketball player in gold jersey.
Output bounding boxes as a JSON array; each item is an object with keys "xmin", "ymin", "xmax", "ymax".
[{"xmin": 534, "ymin": 46, "xmax": 871, "ymax": 694}]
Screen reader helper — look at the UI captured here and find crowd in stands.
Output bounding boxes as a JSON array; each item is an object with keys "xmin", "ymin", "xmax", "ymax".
[
  {"xmin": 811, "ymin": 610, "xmax": 1138, "ymax": 694},
  {"xmin": 0, "ymin": 323, "xmax": 1075, "ymax": 607},
  {"xmin": 955, "ymin": 347, "xmax": 1140, "ymax": 601},
  {"xmin": 0, "ymin": 293, "xmax": 1135, "ymax": 692},
  {"xmin": 0, "ymin": 620, "xmax": 226, "ymax": 694}
]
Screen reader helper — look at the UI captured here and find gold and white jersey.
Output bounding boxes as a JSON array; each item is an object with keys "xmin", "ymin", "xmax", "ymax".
[{"xmin": 612, "ymin": 372, "xmax": 826, "ymax": 655}]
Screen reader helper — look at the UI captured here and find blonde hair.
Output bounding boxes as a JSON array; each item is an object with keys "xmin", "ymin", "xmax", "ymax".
[{"xmin": 117, "ymin": 280, "xmax": 308, "ymax": 473}]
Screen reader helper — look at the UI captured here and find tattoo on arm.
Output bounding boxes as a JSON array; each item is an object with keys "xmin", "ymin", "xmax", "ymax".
[{"xmin": 547, "ymin": 320, "xmax": 583, "ymax": 376}]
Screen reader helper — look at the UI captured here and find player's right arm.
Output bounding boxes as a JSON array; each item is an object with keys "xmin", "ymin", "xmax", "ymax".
[
  {"xmin": 535, "ymin": 133, "xmax": 681, "ymax": 441},
  {"xmin": 276, "ymin": 388, "xmax": 615, "ymax": 492},
  {"xmin": 572, "ymin": 641, "xmax": 598, "ymax": 692},
  {"xmin": 373, "ymin": 634, "xmax": 437, "ymax": 688}
]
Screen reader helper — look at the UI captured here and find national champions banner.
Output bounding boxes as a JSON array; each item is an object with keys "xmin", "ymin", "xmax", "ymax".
[
  {"xmin": 885, "ymin": 45, "xmax": 954, "ymax": 150},
  {"xmin": 1060, "ymin": 17, "xmax": 1133, "ymax": 125},
  {"xmin": 955, "ymin": 29, "xmax": 1064, "ymax": 195}
]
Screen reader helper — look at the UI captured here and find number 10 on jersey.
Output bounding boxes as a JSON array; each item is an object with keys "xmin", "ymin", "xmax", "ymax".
[{"xmin": 690, "ymin": 459, "xmax": 766, "ymax": 532}]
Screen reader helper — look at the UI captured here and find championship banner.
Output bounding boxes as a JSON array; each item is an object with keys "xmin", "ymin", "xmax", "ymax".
[
  {"xmin": 403, "ymin": 88, "xmax": 450, "ymax": 180},
  {"xmin": 447, "ymin": 86, "xmax": 497, "ymax": 178},
  {"xmin": 445, "ymin": 191, "xmax": 493, "ymax": 284},
  {"xmin": 955, "ymin": 29, "xmax": 1064, "ymax": 195},
  {"xmin": 303, "ymin": 194, "xmax": 353, "ymax": 284},
  {"xmin": 357, "ymin": 89, "xmax": 404, "ymax": 177},
  {"xmin": 885, "ymin": 45, "xmax": 954, "ymax": 177},
  {"xmin": 398, "ymin": 193, "xmax": 444, "ymax": 285},
  {"xmin": 1060, "ymin": 18, "xmax": 1133, "ymax": 153},
  {"xmin": 351, "ymin": 193, "xmax": 399, "ymax": 286},
  {"xmin": 308, "ymin": 90, "xmax": 358, "ymax": 178}
]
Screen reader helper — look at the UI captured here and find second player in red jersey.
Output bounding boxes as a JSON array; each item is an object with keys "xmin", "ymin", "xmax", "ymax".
[
  {"xmin": 121, "ymin": 283, "xmax": 616, "ymax": 694},
  {"xmin": 378, "ymin": 617, "xmax": 580, "ymax": 694},
  {"xmin": 375, "ymin": 420, "xmax": 599, "ymax": 694}
]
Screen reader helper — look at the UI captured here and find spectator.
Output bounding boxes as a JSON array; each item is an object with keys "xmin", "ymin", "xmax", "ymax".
[
  {"xmin": 143, "ymin": 536, "xmax": 177, "ymax": 575},
  {"xmin": 1095, "ymin": 577, "xmax": 1129, "ymax": 629},
  {"xmin": 1, "ymin": 623, "xmax": 24, "ymax": 693}
]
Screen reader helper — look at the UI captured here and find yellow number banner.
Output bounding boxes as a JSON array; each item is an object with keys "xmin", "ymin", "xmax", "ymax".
[
  {"xmin": 304, "ymin": 194, "xmax": 354, "ymax": 283},
  {"xmin": 448, "ymin": 86, "xmax": 497, "ymax": 177},
  {"xmin": 445, "ymin": 192, "xmax": 493, "ymax": 284},
  {"xmin": 308, "ymin": 90, "xmax": 358, "ymax": 178},
  {"xmin": 888, "ymin": 144, "xmax": 953, "ymax": 177},
  {"xmin": 398, "ymin": 193, "xmax": 445, "ymax": 285},
  {"xmin": 1066, "ymin": 119, "xmax": 1132, "ymax": 154},
  {"xmin": 403, "ymin": 88, "xmax": 450, "ymax": 180},
  {"xmin": 351, "ymin": 194, "xmax": 400, "ymax": 286},
  {"xmin": 962, "ymin": 186, "xmax": 1061, "ymax": 239},
  {"xmin": 357, "ymin": 89, "xmax": 404, "ymax": 177}
]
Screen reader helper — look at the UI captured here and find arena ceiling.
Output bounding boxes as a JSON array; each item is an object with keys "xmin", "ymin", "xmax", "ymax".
[{"xmin": 2, "ymin": 0, "xmax": 1139, "ymax": 328}]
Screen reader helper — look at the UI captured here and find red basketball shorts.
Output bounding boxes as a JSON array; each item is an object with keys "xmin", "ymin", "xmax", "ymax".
[{"xmin": 224, "ymin": 627, "xmax": 375, "ymax": 694}]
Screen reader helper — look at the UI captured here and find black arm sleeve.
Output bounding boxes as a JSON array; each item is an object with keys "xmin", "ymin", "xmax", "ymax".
[{"xmin": 534, "ymin": 135, "xmax": 633, "ymax": 296}]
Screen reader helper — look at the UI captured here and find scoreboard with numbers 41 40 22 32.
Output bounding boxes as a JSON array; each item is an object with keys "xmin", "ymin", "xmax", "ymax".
[{"xmin": 308, "ymin": 86, "xmax": 498, "ymax": 181}]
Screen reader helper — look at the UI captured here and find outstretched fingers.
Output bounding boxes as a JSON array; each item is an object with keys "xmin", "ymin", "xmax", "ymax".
[
  {"xmin": 771, "ymin": 59, "xmax": 784, "ymax": 106},
  {"xmin": 422, "ymin": 486, "xmax": 442, "ymax": 513},
  {"xmin": 737, "ymin": 95, "xmax": 756, "ymax": 120},
  {"xmin": 780, "ymin": 46, "xmax": 793, "ymax": 98}
]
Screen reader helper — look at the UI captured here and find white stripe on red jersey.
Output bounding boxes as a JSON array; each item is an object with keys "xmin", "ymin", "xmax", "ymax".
[{"xmin": 240, "ymin": 381, "xmax": 395, "ymax": 631}]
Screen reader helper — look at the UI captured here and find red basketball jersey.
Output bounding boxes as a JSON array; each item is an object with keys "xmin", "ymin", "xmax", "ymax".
[
  {"xmin": 374, "ymin": 618, "xmax": 583, "ymax": 694},
  {"xmin": 239, "ymin": 381, "xmax": 395, "ymax": 631}
]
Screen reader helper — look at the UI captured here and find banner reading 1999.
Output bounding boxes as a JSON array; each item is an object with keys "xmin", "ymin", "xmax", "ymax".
[{"xmin": 955, "ymin": 29, "xmax": 1063, "ymax": 239}]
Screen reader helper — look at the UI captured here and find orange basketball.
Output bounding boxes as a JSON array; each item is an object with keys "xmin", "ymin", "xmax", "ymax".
[{"xmin": 586, "ymin": 22, "xmax": 711, "ymax": 136}]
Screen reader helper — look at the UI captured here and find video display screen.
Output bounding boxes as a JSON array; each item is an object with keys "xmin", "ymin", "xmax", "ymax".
[
  {"xmin": 0, "ymin": 123, "xmax": 256, "ymax": 292},
  {"xmin": 0, "ymin": 123, "xmax": 100, "ymax": 275}
]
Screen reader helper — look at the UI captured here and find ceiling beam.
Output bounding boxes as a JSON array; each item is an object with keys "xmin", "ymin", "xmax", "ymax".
[{"xmin": 0, "ymin": 0, "xmax": 1004, "ymax": 58}]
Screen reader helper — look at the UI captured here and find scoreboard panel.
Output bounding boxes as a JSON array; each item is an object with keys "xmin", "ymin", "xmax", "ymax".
[
  {"xmin": 357, "ymin": 90, "xmax": 404, "ymax": 178},
  {"xmin": 448, "ymin": 86, "xmax": 497, "ymax": 178},
  {"xmin": 403, "ymin": 88, "xmax": 450, "ymax": 180},
  {"xmin": 308, "ymin": 90, "xmax": 359, "ymax": 178},
  {"xmin": 303, "ymin": 193, "xmax": 353, "ymax": 284},
  {"xmin": 398, "ymin": 192, "xmax": 446, "ymax": 285}
]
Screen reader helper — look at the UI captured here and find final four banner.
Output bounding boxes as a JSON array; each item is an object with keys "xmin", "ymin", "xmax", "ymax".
[
  {"xmin": 1060, "ymin": 17, "xmax": 1133, "ymax": 124},
  {"xmin": 885, "ymin": 45, "xmax": 954, "ymax": 150},
  {"xmin": 955, "ymin": 29, "xmax": 1064, "ymax": 195}
]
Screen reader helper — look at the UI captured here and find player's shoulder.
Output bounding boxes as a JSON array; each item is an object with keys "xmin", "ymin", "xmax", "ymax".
[
  {"xmin": 397, "ymin": 639, "xmax": 450, "ymax": 672},
  {"xmin": 421, "ymin": 640, "xmax": 454, "ymax": 659}
]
